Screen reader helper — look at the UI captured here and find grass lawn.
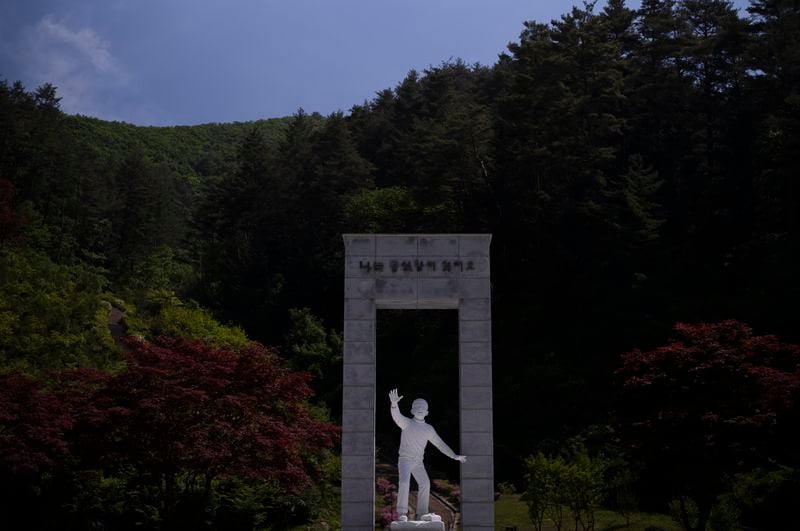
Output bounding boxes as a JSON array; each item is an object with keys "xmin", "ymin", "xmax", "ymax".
[
  {"xmin": 495, "ymin": 494, "xmax": 681, "ymax": 531},
  {"xmin": 289, "ymin": 493, "xmax": 682, "ymax": 530}
]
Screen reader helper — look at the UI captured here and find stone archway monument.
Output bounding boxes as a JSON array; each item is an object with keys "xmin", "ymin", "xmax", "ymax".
[{"xmin": 342, "ymin": 234, "xmax": 494, "ymax": 530}]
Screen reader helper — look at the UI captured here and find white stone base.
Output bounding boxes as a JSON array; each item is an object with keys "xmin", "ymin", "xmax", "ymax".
[{"xmin": 389, "ymin": 521, "xmax": 445, "ymax": 530}]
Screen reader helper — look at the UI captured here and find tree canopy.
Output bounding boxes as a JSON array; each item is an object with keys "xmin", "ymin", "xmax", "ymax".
[{"xmin": 616, "ymin": 320, "xmax": 800, "ymax": 530}]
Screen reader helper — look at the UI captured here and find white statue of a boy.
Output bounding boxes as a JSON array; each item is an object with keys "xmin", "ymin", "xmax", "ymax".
[{"xmin": 389, "ymin": 388, "xmax": 466, "ymax": 522}]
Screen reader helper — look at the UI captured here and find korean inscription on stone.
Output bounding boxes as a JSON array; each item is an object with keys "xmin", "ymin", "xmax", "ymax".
[{"xmin": 358, "ymin": 259, "xmax": 475, "ymax": 274}]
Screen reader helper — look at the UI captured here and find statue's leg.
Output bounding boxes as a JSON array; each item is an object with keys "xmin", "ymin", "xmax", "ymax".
[
  {"xmin": 396, "ymin": 457, "xmax": 412, "ymax": 518},
  {"xmin": 411, "ymin": 462, "xmax": 431, "ymax": 516}
]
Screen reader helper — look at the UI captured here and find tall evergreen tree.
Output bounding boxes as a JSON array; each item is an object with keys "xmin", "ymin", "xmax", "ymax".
[{"xmin": 745, "ymin": 0, "xmax": 800, "ymax": 336}]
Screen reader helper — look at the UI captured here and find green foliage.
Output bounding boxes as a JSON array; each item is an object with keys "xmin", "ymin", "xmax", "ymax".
[
  {"xmin": 0, "ymin": 78, "xmax": 290, "ymax": 296},
  {"xmin": 124, "ymin": 289, "xmax": 249, "ymax": 348},
  {"xmin": 0, "ymin": 248, "xmax": 119, "ymax": 373},
  {"xmin": 670, "ymin": 497, "xmax": 700, "ymax": 531},
  {"xmin": 523, "ymin": 446, "xmax": 609, "ymax": 531},
  {"xmin": 155, "ymin": 304, "xmax": 249, "ymax": 347},
  {"xmin": 497, "ymin": 494, "xmax": 682, "ymax": 531},
  {"xmin": 343, "ymin": 186, "xmax": 420, "ymax": 233},
  {"xmin": 606, "ymin": 460, "xmax": 639, "ymax": 526},
  {"xmin": 283, "ymin": 308, "xmax": 343, "ymax": 411},
  {"xmin": 497, "ymin": 481, "xmax": 517, "ymax": 495},
  {"xmin": 348, "ymin": 60, "xmax": 495, "ymax": 232},
  {"xmin": 63, "ymin": 114, "xmax": 291, "ymax": 185},
  {"xmin": 573, "ymin": 425, "xmax": 641, "ymax": 524},
  {"xmin": 198, "ymin": 109, "xmax": 374, "ymax": 345},
  {"xmin": 731, "ymin": 465, "xmax": 800, "ymax": 529},
  {"xmin": 669, "ymin": 494, "xmax": 742, "ymax": 531},
  {"xmin": 122, "ymin": 245, "xmax": 197, "ymax": 292},
  {"xmin": 214, "ymin": 478, "xmax": 329, "ymax": 531},
  {"xmin": 284, "ymin": 307, "xmax": 342, "ymax": 381},
  {"xmin": 604, "ymin": 155, "xmax": 665, "ymax": 249},
  {"xmin": 708, "ymin": 494, "xmax": 740, "ymax": 531}
]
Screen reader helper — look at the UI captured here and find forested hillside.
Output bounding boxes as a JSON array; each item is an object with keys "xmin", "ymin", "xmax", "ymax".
[{"xmin": 2, "ymin": 1, "xmax": 800, "ymax": 529}]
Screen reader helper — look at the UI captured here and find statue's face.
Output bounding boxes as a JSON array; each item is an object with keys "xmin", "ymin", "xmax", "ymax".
[{"xmin": 411, "ymin": 399, "xmax": 428, "ymax": 419}]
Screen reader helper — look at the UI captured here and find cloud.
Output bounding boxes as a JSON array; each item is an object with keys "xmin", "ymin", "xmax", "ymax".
[
  {"xmin": 17, "ymin": 15, "xmax": 130, "ymax": 119},
  {"xmin": 38, "ymin": 15, "xmax": 125, "ymax": 78}
]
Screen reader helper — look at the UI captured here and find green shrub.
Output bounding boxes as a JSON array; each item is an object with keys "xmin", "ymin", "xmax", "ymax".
[
  {"xmin": 523, "ymin": 446, "xmax": 608, "ymax": 531},
  {"xmin": 709, "ymin": 494, "xmax": 740, "ymax": 531},
  {"xmin": 731, "ymin": 465, "xmax": 800, "ymax": 529},
  {"xmin": 498, "ymin": 481, "xmax": 517, "ymax": 495},
  {"xmin": 123, "ymin": 289, "xmax": 249, "ymax": 348},
  {"xmin": 669, "ymin": 497, "xmax": 699, "ymax": 530},
  {"xmin": 0, "ymin": 248, "xmax": 119, "ymax": 374},
  {"xmin": 156, "ymin": 304, "xmax": 249, "ymax": 347}
]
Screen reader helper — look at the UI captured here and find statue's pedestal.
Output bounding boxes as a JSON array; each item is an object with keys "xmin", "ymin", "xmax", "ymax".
[{"xmin": 389, "ymin": 521, "xmax": 445, "ymax": 530}]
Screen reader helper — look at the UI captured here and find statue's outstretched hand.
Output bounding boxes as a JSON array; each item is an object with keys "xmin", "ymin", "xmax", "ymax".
[
  {"xmin": 455, "ymin": 455, "xmax": 467, "ymax": 463},
  {"xmin": 389, "ymin": 389, "xmax": 403, "ymax": 405}
]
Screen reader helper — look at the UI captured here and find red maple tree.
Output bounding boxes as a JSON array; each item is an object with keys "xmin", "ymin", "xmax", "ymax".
[
  {"xmin": 615, "ymin": 320, "xmax": 800, "ymax": 531},
  {"xmin": 64, "ymin": 337, "xmax": 340, "ymax": 519},
  {"xmin": 0, "ymin": 373, "xmax": 72, "ymax": 476}
]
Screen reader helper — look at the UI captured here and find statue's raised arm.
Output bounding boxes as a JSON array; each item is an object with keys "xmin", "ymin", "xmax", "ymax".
[
  {"xmin": 389, "ymin": 388, "xmax": 403, "ymax": 406},
  {"xmin": 389, "ymin": 389, "xmax": 410, "ymax": 429}
]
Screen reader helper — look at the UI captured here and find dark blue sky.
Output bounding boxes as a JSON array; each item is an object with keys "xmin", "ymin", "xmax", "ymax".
[{"xmin": 0, "ymin": 0, "xmax": 750, "ymax": 126}]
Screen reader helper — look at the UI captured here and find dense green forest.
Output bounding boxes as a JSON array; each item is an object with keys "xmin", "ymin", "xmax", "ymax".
[{"xmin": 2, "ymin": 0, "xmax": 800, "ymax": 529}]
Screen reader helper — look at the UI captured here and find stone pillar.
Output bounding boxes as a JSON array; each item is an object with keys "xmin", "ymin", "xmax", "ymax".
[
  {"xmin": 342, "ymin": 234, "xmax": 493, "ymax": 530},
  {"xmin": 457, "ymin": 239, "xmax": 493, "ymax": 531},
  {"xmin": 342, "ymin": 235, "xmax": 378, "ymax": 531}
]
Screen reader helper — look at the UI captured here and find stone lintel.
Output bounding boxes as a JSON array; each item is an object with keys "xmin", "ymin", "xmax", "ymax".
[
  {"xmin": 376, "ymin": 235, "xmax": 419, "ymax": 256},
  {"xmin": 418, "ymin": 235, "xmax": 459, "ymax": 256},
  {"xmin": 375, "ymin": 277, "xmax": 417, "ymax": 300},
  {"xmin": 343, "ymin": 235, "xmax": 375, "ymax": 255},
  {"xmin": 347, "ymin": 256, "xmax": 489, "ymax": 278},
  {"xmin": 458, "ymin": 235, "xmax": 492, "ymax": 257},
  {"xmin": 376, "ymin": 299, "xmax": 459, "ymax": 310}
]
